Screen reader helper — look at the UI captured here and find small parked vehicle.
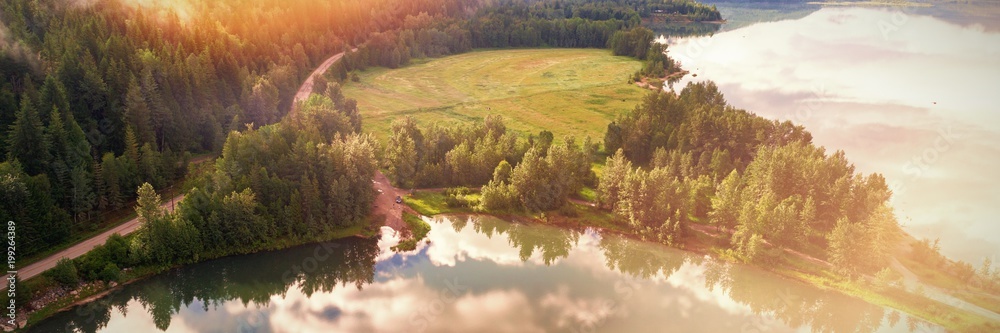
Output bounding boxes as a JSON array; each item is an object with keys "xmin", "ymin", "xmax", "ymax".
[{"xmin": 395, "ymin": 196, "xmax": 403, "ymax": 204}]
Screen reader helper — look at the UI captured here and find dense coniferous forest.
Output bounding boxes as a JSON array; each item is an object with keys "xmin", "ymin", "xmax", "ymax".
[
  {"xmin": 389, "ymin": 82, "xmax": 897, "ymax": 276},
  {"xmin": 330, "ymin": 0, "xmax": 689, "ymax": 78},
  {"xmin": 0, "ymin": 0, "xmax": 480, "ymax": 257}
]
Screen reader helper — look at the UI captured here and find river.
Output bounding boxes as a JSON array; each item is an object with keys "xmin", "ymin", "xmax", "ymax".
[{"xmin": 30, "ymin": 215, "xmax": 939, "ymax": 332}]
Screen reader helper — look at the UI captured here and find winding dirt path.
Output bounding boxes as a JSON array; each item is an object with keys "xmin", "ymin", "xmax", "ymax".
[
  {"xmin": 289, "ymin": 48, "xmax": 356, "ymax": 116},
  {"xmin": 286, "ymin": 48, "xmax": 414, "ymax": 233}
]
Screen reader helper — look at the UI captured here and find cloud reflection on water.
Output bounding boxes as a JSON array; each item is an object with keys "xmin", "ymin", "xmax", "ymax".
[{"xmin": 669, "ymin": 7, "xmax": 1000, "ymax": 263}]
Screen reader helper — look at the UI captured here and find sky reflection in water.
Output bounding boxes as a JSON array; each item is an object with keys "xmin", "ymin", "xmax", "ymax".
[
  {"xmin": 668, "ymin": 6, "xmax": 1000, "ymax": 263},
  {"xmin": 34, "ymin": 216, "xmax": 939, "ymax": 333}
]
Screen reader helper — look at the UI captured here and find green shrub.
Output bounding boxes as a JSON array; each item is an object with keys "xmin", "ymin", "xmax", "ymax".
[
  {"xmin": 104, "ymin": 234, "xmax": 133, "ymax": 267},
  {"xmin": 75, "ymin": 245, "xmax": 110, "ymax": 281},
  {"xmin": 48, "ymin": 258, "xmax": 79, "ymax": 287},
  {"xmin": 557, "ymin": 203, "xmax": 578, "ymax": 217},
  {"xmin": 99, "ymin": 263, "xmax": 121, "ymax": 283}
]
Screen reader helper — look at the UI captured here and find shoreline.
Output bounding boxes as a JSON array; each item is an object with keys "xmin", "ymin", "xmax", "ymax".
[
  {"xmin": 405, "ymin": 201, "xmax": 999, "ymax": 332},
  {"xmin": 12, "ymin": 228, "xmax": 374, "ymax": 332},
  {"xmin": 18, "ymin": 201, "xmax": 997, "ymax": 332},
  {"xmin": 807, "ymin": 1, "xmax": 932, "ymax": 7}
]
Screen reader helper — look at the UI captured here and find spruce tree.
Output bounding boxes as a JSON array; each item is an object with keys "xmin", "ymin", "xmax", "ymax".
[{"xmin": 6, "ymin": 98, "xmax": 50, "ymax": 175}]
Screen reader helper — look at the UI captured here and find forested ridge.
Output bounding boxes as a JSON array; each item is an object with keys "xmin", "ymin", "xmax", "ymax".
[{"xmin": 329, "ymin": 0, "xmax": 691, "ymax": 79}]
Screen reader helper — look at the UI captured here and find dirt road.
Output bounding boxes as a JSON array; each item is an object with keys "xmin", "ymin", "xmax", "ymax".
[
  {"xmin": 5, "ymin": 196, "xmax": 182, "ymax": 288},
  {"xmin": 8, "ymin": 49, "xmax": 357, "ymax": 286},
  {"xmin": 371, "ymin": 171, "xmax": 412, "ymax": 232},
  {"xmin": 289, "ymin": 48, "xmax": 356, "ymax": 115},
  {"xmin": 288, "ymin": 48, "xmax": 413, "ymax": 233}
]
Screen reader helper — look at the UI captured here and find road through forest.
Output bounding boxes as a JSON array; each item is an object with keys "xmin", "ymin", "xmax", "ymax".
[{"xmin": 8, "ymin": 49, "xmax": 355, "ymax": 287}]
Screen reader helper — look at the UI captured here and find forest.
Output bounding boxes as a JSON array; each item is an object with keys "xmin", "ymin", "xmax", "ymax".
[
  {"xmin": 4, "ymin": 0, "xmax": 1000, "ymax": 331},
  {"xmin": 381, "ymin": 81, "xmax": 895, "ymax": 276},
  {"xmin": 0, "ymin": 0, "xmax": 480, "ymax": 258},
  {"xmin": 0, "ymin": 0, "xmax": 718, "ymax": 309},
  {"xmin": 330, "ymin": 0, "xmax": 688, "ymax": 79},
  {"xmin": 0, "ymin": 0, "xmax": 707, "ymax": 260}
]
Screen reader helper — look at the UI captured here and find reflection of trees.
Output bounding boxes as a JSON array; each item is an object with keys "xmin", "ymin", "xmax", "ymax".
[
  {"xmin": 645, "ymin": 21, "xmax": 721, "ymax": 38},
  {"xmin": 35, "ymin": 237, "xmax": 380, "ymax": 333},
  {"xmin": 472, "ymin": 216, "xmax": 580, "ymax": 265},
  {"xmin": 592, "ymin": 229, "xmax": 933, "ymax": 333},
  {"xmin": 37, "ymin": 217, "xmax": 941, "ymax": 333},
  {"xmin": 507, "ymin": 223, "xmax": 579, "ymax": 265},
  {"xmin": 599, "ymin": 235, "xmax": 693, "ymax": 279},
  {"xmin": 701, "ymin": 258, "xmax": 935, "ymax": 333}
]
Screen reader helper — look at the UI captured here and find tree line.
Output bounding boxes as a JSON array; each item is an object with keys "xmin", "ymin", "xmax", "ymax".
[{"xmin": 327, "ymin": 0, "xmax": 705, "ymax": 81}]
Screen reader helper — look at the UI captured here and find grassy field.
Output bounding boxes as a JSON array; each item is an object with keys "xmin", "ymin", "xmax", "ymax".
[{"xmin": 342, "ymin": 49, "xmax": 646, "ymax": 142}]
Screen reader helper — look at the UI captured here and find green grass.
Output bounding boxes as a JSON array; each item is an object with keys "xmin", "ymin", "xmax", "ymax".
[
  {"xmin": 405, "ymin": 191, "xmax": 475, "ymax": 216},
  {"xmin": 577, "ymin": 187, "xmax": 598, "ymax": 202},
  {"xmin": 393, "ymin": 212, "xmax": 432, "ymax": 251},
  {"xmin": 342, "ymin": 49, "xmax": 645, "ymax": 143},
  {"xmin": 754, "ymin": 251, "xmax": 1000, "ymax": 332}
]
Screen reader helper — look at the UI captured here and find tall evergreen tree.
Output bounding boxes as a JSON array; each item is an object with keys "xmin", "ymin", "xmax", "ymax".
[{"xmin": 6, "ymin": 97, "xmax": 50, "ymax": 175}]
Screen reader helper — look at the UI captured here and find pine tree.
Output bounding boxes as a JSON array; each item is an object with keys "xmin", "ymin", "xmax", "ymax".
[
  {"xmin": 125, "ymin": 75, "xmax": 155, "ymax": 144},
  {"xmin": 6, "ymin": 97, "xmax": 50, "ymax": 175},
  {"xmin": 100, "ymin": 153, "xmax": 124, "ymax": 210},
  {"xmin": 38, "ymin": 75, "xmax": 71, "ymax": 126},
  {"xmin": 70, "ymin": 165, "xmax": 96, "ymax": 227}
]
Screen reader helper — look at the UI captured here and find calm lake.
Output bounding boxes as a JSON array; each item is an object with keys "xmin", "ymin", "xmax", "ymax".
[
  {"xmin": 665, "ymin": 1, "xmax": 1000, "ymax": 264},
  {"xmin": 31, "ymin": 215, "xmax": 938, "ymax": 332}
]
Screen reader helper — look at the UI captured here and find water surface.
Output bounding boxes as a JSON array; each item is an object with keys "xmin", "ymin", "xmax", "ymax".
[
  {"xmin": 32, "ymin": 215, "xmax": 938, "ymax": 332},
  {"xmin": 667, "ymin": 3, "xmax": 1000, "ymax": 263}
]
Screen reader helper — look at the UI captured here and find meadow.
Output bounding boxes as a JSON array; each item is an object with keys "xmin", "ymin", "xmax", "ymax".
[{"xmin": 342, "ymin": 49, "xmax": 646, "ymax": 142}]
